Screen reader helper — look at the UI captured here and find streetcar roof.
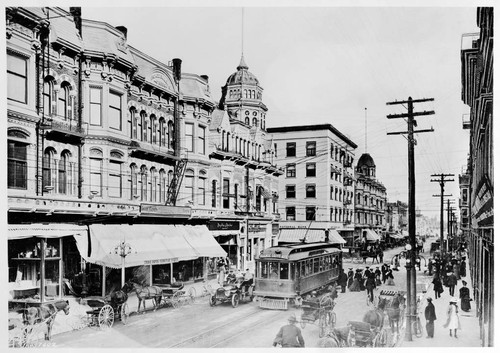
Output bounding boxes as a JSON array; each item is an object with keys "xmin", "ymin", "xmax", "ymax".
[{"xmin": 257, "ymin": 242, "xmax": 341, "ymax": 261}]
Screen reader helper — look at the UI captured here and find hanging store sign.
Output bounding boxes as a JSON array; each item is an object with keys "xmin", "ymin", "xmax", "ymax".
[
  {"xmin": 208, "ymin": 220, "xmax": 240, "ymax": 231},
  {"xmin": 248, "ymin": 223, "xmax": 267, "ymax": 233},
  {"xmin": 144, "ymin": 257, "xmax": 178, "ymax": 265},
  {"xmin": 472, "ymin": 176, "xmax": 493, "ymax": 228}
]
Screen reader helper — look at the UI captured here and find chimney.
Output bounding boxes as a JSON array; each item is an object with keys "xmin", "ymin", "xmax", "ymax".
[
  {"xmin": 116, "ymin": 26, "xmax": 128, "ymax": 39},
  {"xmin": 69, "ymin": 7, "xmax": 82, "ymax": 37},
  {"xmin": 172, "ymin": 58, "xmax": 182, "ymax": 82}
]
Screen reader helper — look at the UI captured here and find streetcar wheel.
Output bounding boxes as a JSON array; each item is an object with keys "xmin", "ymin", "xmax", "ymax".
[
  {"xmin": 98, "ymin": 305, "xmax": 114, "ymax": 329},
  {"xmin": 209, "ymin": 295, "xmax": 216, "ymax": 307},
  {"xmin": 231, "ymin": 293, "xmax": 240, "ymax": 308},
  {"xmin": 188, "ymin": 287, "xmax": 196, "ymax": 304},
  {"xmin": 120, "ymin": 303, "xmax": 129, "ymax": 325}
]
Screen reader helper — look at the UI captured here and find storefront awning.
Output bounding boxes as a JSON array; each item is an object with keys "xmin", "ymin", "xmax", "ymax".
[
  {"xmin": 363, "ymin": 229, "xmax": 381, "ymax": 242},
  {"xmin": 8, "ymin": 223, "xmax": 88, "ymax": 239},
  {"xmin": 74, "ymin": 224, "xmax": 226, "ymax": 269},
  {"xmin": 327, "ymin": 229, "xmax": 347, "ymax": 244}
]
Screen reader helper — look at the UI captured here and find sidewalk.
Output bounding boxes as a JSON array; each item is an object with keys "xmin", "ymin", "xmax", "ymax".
[{"xmin": 401, "ymin": 254, "xmax": 481, "ymax": 347}]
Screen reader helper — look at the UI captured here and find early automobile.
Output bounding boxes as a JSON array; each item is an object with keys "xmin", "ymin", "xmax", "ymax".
[{"xmin": 209, "ymin": 277, "xmax": 254, "ymax": 308}]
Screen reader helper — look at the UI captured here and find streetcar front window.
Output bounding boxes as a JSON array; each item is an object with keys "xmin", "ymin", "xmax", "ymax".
[
  {"xmin": 290, "ymin": 263, "xmax": 296, "ymax": 280},
  {"xmin": 270, "ymin": 262, "xmax": 279, "ymax": 279},
  {"xmin": 279, "ymin": 263, "xmax": 289, "ymax": 279},
  {"xmin": 260, "ymin": 262, "xmax": 268, "ymax": 278},
  {"xmin": 313, "ymin": 258, "xmax": 319, "ymax": 273}
]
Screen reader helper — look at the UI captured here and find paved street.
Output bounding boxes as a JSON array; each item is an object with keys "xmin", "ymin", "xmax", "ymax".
[{"xmin": 46, "ymin": 240, "xmax": 480, "ymax": 348}]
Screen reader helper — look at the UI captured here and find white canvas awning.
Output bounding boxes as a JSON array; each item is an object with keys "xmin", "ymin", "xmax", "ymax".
[
  {"xmin": 74, "ymin": 224, "xmax": 226, "ymax": 269},
  {"xmin": 363, "ymin": 228, "xmax": 381, "ymax": 242},
  {"xmin": 8, "ymin": 223, "xmax": 88, "ymax": 239}
]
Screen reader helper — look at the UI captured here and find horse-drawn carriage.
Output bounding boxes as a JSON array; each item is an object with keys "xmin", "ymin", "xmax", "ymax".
[
  {"xmin": 159, "ymin": 283, "xmax": 196, "ymax": 309},
  {"xmin": 84, "ymin": 290, "xmax": 130, "ymax": 329},
  {"xmin": 300, "ymin": 295, "xmax": 336, "ymax": 337},
  {"xmin": 348, "ymin": 320, "xmax": 387, "ymax": 347}
]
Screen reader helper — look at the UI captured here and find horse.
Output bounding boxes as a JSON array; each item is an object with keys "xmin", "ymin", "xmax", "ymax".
[
  {"xmin": 379, "ymin": 293, "xmax": 405, "ymax": 333},
  {"xmin": 362, "ymin": 299, "xmax": 385, "ymax": 330},
  {"xmin": 125, "ymin": 280, "xmax": 162, "ymax": 314},
  {"xmin": 23, "ymin": 300, "xmax": 70, "ymax": 341},
  {"xmin": 317, "ymin": 325, "xmax": 355, "ymax": 347}
]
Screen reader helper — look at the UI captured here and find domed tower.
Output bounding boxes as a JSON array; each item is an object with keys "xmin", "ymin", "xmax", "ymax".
[
  {"xmin": 218, "ymin": 55, "xmax": 268, "ymax": 130},
  {"xmin": 356, "ymin": 153, "xmax": 376, "ymax": 178}
]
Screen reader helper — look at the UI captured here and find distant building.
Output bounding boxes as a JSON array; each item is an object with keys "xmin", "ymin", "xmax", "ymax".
[
  {"xmin": 268, "ymin": 124, "xmax": 357, "ymax": 245},
  {"xmin": 460, "ymin": 7, "xmax": 493, "ymax": 346}
]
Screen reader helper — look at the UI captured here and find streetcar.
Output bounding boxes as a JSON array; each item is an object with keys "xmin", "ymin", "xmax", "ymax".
[{"xmin": 253, "ymin": 242, "xmax": 343, "ymax": 310}]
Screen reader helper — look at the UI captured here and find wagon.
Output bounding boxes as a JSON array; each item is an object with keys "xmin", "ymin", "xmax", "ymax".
[
  {"xmin": 159, "ymin": 283, "xmax": 196, "ymax": 309},
  {"xmin": 300, "ymin": 296, "xmax": 336, "ymax": 337},
  {"xmin": 348, "ymin": 320, "xmax": 387, "ymax": 347},
  {"xmin": 84, "ymin": 293, "xmax": 129, "ymax": 329}
]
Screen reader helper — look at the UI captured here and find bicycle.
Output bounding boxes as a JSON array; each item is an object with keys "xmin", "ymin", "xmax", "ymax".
[{"xmin": 411, "ymin": 315, "xmax": 423, "ymax": 338}]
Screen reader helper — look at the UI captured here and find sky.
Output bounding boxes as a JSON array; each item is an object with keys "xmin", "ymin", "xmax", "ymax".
[{"xmin": 28, "ymin": 1, "xmax": 485, "ymax": 219}]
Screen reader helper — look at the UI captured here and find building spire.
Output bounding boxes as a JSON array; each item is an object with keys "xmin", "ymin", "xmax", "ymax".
[
  {"xmin": 364, "ymin": 107, "xmax": 368, "ymax": 153},
  {"xmin": 238, "ymin": 8, "xmax": 248, "ymax": 71}
]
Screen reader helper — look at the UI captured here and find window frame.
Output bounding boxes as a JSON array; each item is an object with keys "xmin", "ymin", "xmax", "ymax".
[
  {"xmin": 7, "ymin": 53, "xmax": 28, "ymax": 104},
  {"xmin": 286, "ymin": 142, "xmax": 296, "ymax": 157}
]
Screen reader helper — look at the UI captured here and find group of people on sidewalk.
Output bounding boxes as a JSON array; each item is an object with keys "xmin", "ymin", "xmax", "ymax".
[
  {"xmin": 346, "ymin": 263, "xmax": 395, "ymax": 300},
  {"xmin": 424, "ymin": 245, "xmax": 472, "ymax": 340}
]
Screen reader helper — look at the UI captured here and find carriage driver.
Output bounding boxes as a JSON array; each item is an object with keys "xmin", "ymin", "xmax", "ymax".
[{"xmin": 273, "ymin": 314, "xmax": 305, "ymax": 347}]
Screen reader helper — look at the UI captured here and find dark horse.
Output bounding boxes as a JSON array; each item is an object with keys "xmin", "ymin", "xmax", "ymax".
[
  {"xmin": 23, "ymin": 299, "xmax": 70, "ymax": 341},
  {"xmin": 378, "ymin": 293, "xmax": 405, "ymax": 333},
  {"xmin": 125, "ymin": 280, "xmax": 162, "ymax": 314}
]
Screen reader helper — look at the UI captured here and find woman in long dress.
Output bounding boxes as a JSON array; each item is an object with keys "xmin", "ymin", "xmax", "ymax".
[
  {"xmin": 459, "ymin": 281, "xmax": 471, "ymax": 312},
  {"xmin": 386, "ymin": 268, "xmax": 395, "ymax": 286},
  {"xmin": 443, "ymin": 298, "xmax": 461, "ymax": 338},
  {"xmin": 349, "ymin": 270, "xmax": 362, "ymax": 292}
]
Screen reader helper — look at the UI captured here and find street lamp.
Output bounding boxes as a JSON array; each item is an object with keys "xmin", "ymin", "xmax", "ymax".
[
  {"xmin": 112, "ymin": 241, "xmax": 132, "ymax": 287},
  {"xmin": 404, "ymin": 243, "xmax": 413, "ymax": 341}
]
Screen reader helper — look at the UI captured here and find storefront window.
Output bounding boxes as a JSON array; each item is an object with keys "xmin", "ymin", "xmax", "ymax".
[{"xmin": 152, "ymin": 264, "xmax": 172, "ymax": 285}]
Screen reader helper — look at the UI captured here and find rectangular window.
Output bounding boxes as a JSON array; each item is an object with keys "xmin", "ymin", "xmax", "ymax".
[
  {"xmin": 286, "ymin": 207, "xmax": 296, "ymax": 221},
  {"xmin": 109, "ymin": 91, "xmax": 122, "ymax": 130},
  {"xmin": 222, "ymin": 178, "xmax": 230, "ymax": 209},
  {"xmin": 90, "ymin": 88, "xmax": 102, "ymax": 126},
  {"xmin": 89, "ymin": 158, "xmax": 102, "ymax": 196},
  {"xmin": 306, "ymin": 206, "xmax": 316, "ymax": 221},
  {"xmin": 8, "ymin": 141, "xmax": 27, "ymax": 189},
  {"xmin": 7, "ymin": 54, "xmax": 27, "ymax": 104},
  {"xmin": 198, "ymin": 125, "xmax": 206, "ymax": 155},
  {"xmin": 286, "ymin": 185, "xmax": 296, "ymax": 199},
  {"xmin": 286, "ymin": 142, "xmax": 296, "ymax": 157},
  {"xmin": 306, "ymin": 141, "xmax": 316, "ymax": 156},
  {"xmin": 286, "ymin": 164, "xmax": 296, "ymax": 178},
  {"xmin": 198, "ymin": 178, "xmax": 206, "ymax": 206},
  {"xmin": 185, "ymin": 123, "xmax": 194, "ymax": 152},
  {"xmin": 306, "ymin": 184, "xmax": 316, "ymax": 198},
  {"xmin": 108, "ymin": 161, "xmax": 122, "ymax": 198},
  {"xmin": 306, "ymin": 163, "xmax": 316, "ymax": 177},
  {"xmin": 185, "ymin": 175, "xmax": 194, "ymax": 204}
]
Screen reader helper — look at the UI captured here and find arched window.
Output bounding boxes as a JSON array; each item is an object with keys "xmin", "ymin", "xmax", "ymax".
[
  {"xmin": 184, "ymin": 169, "xmax": 194, "ymax": 204},
  {"xmin": 139, "ymin": 111, "xmax": 147, "ymax": 141},
  {"xmin": 89, "ymin": 152, "xmax": 103, "ymax": 197},
  {"xmin": 245, "ymin": 116, "xmax": 250, "ymax": 125},
  {"xmin": 58, "ymin": 151, "xmax": 69, "ymax": 194},
  {"xmin": 159, "ymin": 118, "xmax": 166, "ymax": 147},
  {"xmin": 42, "ymin": 148, "xmax": 54, "ymax": 191},
  {"xmin": 130, "ymin": 107, "xmax": 138, "ymax": 139},
  {"xmin": 159, "ymin": 169, "xmax": 166, "ymax": 203},
  {"xmin": 43, "ymin": 77, "xmax": 55, "ymax": 116},
  {"xmin": 252, "ymin": 117, "xmax": 257, "ymax": 126},
  {"xmin": 143, "ymin": 115, "xmax": 149, "ymax": 142},
  {"xmin": 130, "ymin": 164, "xmax": 138, "ymax": 199},
  {"xmin": 140, "ymin": 165, "xmax": 147, "ymax": 201},
  {"xmin": 211, "ymin": 180, "xmax": 217, "ymax": 208},
  {"xmin": 150, "ymin": 115, "xmax": 157, "ymax": 144},
  {"xmin": 198, "ymin": 170, "xmax": 206, "ymax": 206},
  {"xmin": 168, "ymin": 120, "xmax": 174, "ymax": 149},
  {"xmin": 57, "ymin": 82, "xmax": 71, "ymax": 119},
  {"xmin": 150, "ymin": 167, "xmax": 157, "ymax": 202},
  {"xmin": 8, "ymin": 130, "xmax": 29, "ymax": 189}
]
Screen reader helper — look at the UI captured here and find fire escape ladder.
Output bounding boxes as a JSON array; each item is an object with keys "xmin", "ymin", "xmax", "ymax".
[{"xmin": 165, "ymin": 158, "xmax": 188, "ymax": 206}]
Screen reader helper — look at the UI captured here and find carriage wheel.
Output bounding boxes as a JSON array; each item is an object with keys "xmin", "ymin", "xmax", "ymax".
[
  {"xmin": 319, "ymin": 312, "xmax": 328, "ymax": 338},
  {"xmin": 231, "ymin": 293, "xmax": 240, "ymax": 308},
  {"xmin": 188, "ymin": 287, "xmax": 196, "ymax": 304},
  {"xmin": 375, "ymin": 329, "xmax": 388, "ymax": 347},
  {"xmin": 173, "ymin": 291, "xmax": 183, "ymax": 308},
  {"xmin": 412, "ymin": 318, "xmax": 423, "ymax": 338},
  {"xmin": 98, "ymin": 305, "xmax": 114, "ymax": 329},
  {"xmin": 209, "ymin": 295, "xmax": 217, "ymax": 307},
  {"xmin": 120, "ymin": 303, "xmax": 130, "ymax": 325}
]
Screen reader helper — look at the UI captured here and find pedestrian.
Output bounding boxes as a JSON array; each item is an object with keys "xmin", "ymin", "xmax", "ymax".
[
  {"xmin": 381, "ymin": 263, "xmax": 388, "ymax": 284},
  {"xmin": 459, "ymin": 259, "xmax": 467, "ymax": 278},
  {"xmin": 443, "ymin": 298, "xmax": 461, "ymax": 338},
  {"xmin": 374, "ymin": 267, "xmax": 382, "ymax": 286},
  {"xmin": 393, "ymin": 255, "xmax": 400, "ymax": 271},
  {"xmin": 459, "ymin": 280, "xmax": 471, "ymax": 312},
  {"xmin": 358, "ymin": 268, "xmax": 366, "ymax": 291},
  {"xmin": 338, "ymin": 269, "xmax": 348, "ymax": 293},
  {"xmin": 217, "ymin": 266, "xmax": 226, "ymax": 287},
  {"xmin": 347, "ymin": 268, "xmax": 354, "ymax": 289},
  {"xmin": 363, "ymin": 266, "xmax": 371, "ymax": 279},
  {"xmin": 386, "ymin": 268, "xmax": 395, "ymax": 286},
  {"xmin": 432, "ymin": 274, "xmax": 443, "ymax": 299},
  {"xmin": 424, "ymin": 297, "xmax": 437, "ymax": 338},
  {"xmin": 365, "ymin": 271, "xmax": 376, "ymax": 303},
  {"xmin": 349, "ymin": 269, "xmax": 361, "ymax": 292},
  {"xmin": 447, "ymin": 272, "xmax": 458, "ymax": 296},
  {"xmin": 378, "ymin": 250, "xmax": 384, "ymax": 264},
  {"xmin": 273, "ymin": 314, "xmax": 305, "ymax": 347}
]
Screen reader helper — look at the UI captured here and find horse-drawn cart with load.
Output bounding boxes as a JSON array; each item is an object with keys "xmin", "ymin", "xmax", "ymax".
[{"xmin": 300, "ymin": 295, "xmax": 336, "ymax": 337}]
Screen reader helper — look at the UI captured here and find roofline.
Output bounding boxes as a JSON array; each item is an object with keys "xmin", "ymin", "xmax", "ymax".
[{"xmin": 267, "ymin": 124, "xmax": 357, "ymax": 149}]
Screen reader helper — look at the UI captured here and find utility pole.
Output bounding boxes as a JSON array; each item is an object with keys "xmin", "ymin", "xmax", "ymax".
[
  {"xmin": 387, "ymin": 96, "xmax": 434, "ymax": 341},
  {"xmin": 431, "ymin": 174, "xmax": 454, "ymax": 255},
  {"xmin": 447, "ymin": 200, "xmax": 456, "ymax": 252}
]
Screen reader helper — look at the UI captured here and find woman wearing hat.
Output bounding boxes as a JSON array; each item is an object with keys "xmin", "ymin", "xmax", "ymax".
[
  {"xmin": 273, "ymin": 314, "xmax": 305, "ymax": 347},
  {"xmin": 459, "ymin": 281, "xmax": 471, "ymax": 312},
  {"xmin": 443, "ymin": 298, "xmax": 461, "ymax": 338}
]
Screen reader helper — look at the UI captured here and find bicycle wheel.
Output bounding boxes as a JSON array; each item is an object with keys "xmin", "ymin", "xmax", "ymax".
[{"xmin": 412, "ymin": 318, "xmax": 423, "ymax": 338}]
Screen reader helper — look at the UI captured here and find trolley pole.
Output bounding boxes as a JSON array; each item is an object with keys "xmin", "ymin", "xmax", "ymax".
[{"xmin": 387, "ymin": 96, "xmax": 434, "ymax": 341}]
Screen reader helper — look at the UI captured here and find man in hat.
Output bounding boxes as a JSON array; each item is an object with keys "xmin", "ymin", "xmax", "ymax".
[
  {"xmin": 338, "ymin": 268, "xmax": 348, "ymax": 293},
  {"xmin": 424, "ymin": 297, "xmax": 437, "ymax": 338},
  {"xmin": 226, "ymin": 269, "xmax": 236, "ymax": 284},
  {"xmin": 273, "ymin": 314, "xmax": 305, "ymax": 347},
  {"xmin": 447, "ymin": 271, "xmax": 458, "ymax": 296}
]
